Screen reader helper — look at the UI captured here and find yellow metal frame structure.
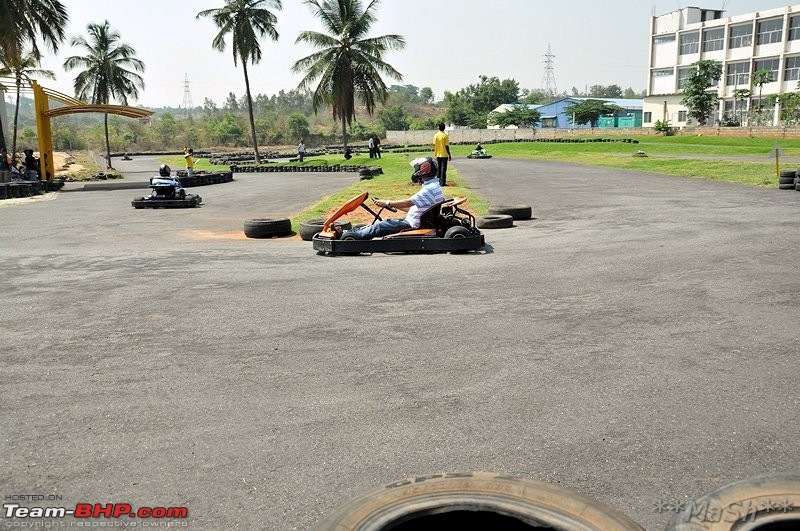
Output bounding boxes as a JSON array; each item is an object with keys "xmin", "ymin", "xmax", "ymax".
[{"xmin": 8, "ymin": 78, "xmax": 153, "ymax": 181}]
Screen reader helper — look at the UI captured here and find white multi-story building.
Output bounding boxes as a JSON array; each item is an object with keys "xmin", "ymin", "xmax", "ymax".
[{"xmin": 643, "ymin": 3, "xmax": 800, "ymax": 128}]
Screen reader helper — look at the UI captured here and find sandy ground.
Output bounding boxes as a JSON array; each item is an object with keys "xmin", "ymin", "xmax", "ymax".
[{"xmin": 52, "ymin": 151, "xmax": 84, "ymax": 175}]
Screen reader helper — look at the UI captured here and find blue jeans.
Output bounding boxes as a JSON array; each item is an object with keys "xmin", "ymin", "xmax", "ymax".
[{"xmin": 352, "ymin": 218, "xmax": 411, "ymax": 239}]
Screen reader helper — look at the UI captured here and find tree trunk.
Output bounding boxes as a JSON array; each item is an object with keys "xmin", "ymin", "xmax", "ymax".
[
  {"xmin": 104, "ymin": 113, "xmax": 113, "ymax": 169},
  {"xmin": 242, "ymin": 62, "xmax": 261, "ymax": 164},
  {"xmin": 341, "ymin": 118, "xmax": 348, "ymax": 150},
  {"xmin": 12, "ymin": 78, "xmax": 21, "ymax": 157}
]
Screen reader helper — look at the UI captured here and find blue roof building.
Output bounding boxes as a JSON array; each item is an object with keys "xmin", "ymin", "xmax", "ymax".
[{"xmin": 489, "ymin": 97, "xmax": 643, "ymax": 129}]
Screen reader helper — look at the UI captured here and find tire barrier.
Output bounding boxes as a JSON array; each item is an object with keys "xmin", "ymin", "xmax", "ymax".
[
  {"xmin": 0, "ymin": 178, "xmax": 64, "ymax": 201},
  {"xmin": 298, "ymin": 218, "xmax": 352, "ymax": 241},
  {"xmin": 778, "ymin": 169, "xmax": 796, "ymax": 190},
  {"xmin": 314, "ymin": 472, "xmax": 645, "ymax": 531},
  {"xmin": 488, "ymin": 204, "xmax": 533, "ymax": 220},
  {"xmin": 666, "ymin": 472, "xmax": 800, "ymax": 531},
  {"xmin": 476, "ymin": 214, "xmax": 514, "ymax": 229},
  {"xmin": 173, "ymin": 171, "xmax": 234, "ymax": 188},
  {"xmin": 316, "ymin": 471, "xmax": 800, "ymax": 531},
  {"xmin": 228, "ymin": 164, "xmax": 383, "ymax": 177},
  {"xmin": 243, "ymin": 218, "xmax": 292, "ymax": 239},
  {"xmin": 382, "ymin": 138, "xmax": 640, "ymax": 154}
]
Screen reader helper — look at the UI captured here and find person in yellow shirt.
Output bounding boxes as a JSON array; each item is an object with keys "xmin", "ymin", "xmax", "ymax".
[
  {"xmin": 432, "ymin": 123, "xmax": 451, "ymax": 186},
  {"xmin": 184, "ymin": 148, "xmax": 195, "ymax": 177}
]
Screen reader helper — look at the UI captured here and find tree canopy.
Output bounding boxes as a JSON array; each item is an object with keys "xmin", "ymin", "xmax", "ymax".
[
  {"xmin": 680, "ymin": 59, "xmax": 722, "ymax": 125},
  {"xmin": 487, "ymin": 104, "xmax": 541, "ymax": 129},
  {"xmin": 444, "ymin": 75, "xmax": 520, "ymax": 128},
  {"xmin": 565, "ymin": 99, "xmax": 621, "ymax": 128}
]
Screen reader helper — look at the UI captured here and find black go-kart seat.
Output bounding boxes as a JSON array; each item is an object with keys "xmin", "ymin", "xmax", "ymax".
[{"xmin": 417, "ymin": 201, "xmax": 445, "ymax": 233}]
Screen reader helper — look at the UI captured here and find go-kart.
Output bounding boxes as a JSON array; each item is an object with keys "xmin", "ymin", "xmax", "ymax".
[
  {"xmin": 467, "ymin": 148, "xmax": 492, "ymax": 159},
  {"xmin": 312, "ymin": 191, "xmax": 485, "ymax": 255},
  {"xmin": 131, "ymin": 176, "xmax": 202, "ymax": 209}
]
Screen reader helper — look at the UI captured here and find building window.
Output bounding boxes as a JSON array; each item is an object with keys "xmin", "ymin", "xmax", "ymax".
[
  {"xmin": 790, "ymin": 16, "xmax": 800, "ymax": 41},
  {"xmin": 654, "ymin": 35, "xmax": 676, "ymax": 44},
  {"xmin": 541, "ymin": 117, "xmax": 557, "ymax": 128},
  {"xmin": 644, "ymin": 112, "xmax": 652, "ymax": 123},
  {"xmin": 680, "ymin": 32, "xmax": 700, "ymax": 55},
  {"xmin": 677, "ymin": 67, "xmax": 691, "ymax": 89},
  {"xmin": 726, "ymin": 63, "xmax": 750, "ymax": 86},
  {"xmin": 653, "ymin": 69, "xmax": 672, "ymax": 77},
  {"xmin": 756, "ymin": 18, "xmax": 783, "ymax": 45},
  {"xmin": 678, "ymin": 110, "xmax": 688, "ymax": 122},
  {"xmin": 786, "ymin": 56, "xmax": 800, "ymax": 81},
  {"xmin": 729, "ymin": 24, "xmax": 753, "ymax": 49},
  {"xmin": 702, "ymin": 28, "xmax": 724, "ymax": 52},
  {"xmin": 754, "ymin": 57, "xmax": 779, "ymax": 82}
]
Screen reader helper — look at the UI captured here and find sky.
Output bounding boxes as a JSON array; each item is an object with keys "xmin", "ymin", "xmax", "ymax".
[{"xmin": 27, "ymin": 0, "xmax": 798, "ymax": 109}]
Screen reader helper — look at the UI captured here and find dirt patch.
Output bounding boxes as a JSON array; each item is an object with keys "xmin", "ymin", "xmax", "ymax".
[{"xmin": 52, "ymin": 152, "xmax": 85, "ymax": 176}]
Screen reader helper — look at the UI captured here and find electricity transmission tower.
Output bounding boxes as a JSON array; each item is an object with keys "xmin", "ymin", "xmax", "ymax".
[
  {"xmin": 541, "ymin": 44, "xmax": 558, "ymax": 98},
  {"xmin": 182, "ymin": 74, "xmax": 193, "ymax": 117}
]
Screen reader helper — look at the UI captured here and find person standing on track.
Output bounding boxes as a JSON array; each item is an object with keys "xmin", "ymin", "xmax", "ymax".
[{"xmin": 433, "ymin": 123, "xmax": 451, "ymax": 186}]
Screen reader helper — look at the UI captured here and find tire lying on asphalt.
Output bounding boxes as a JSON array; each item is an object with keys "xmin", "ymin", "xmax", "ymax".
[
  {"xmin": 476, "ymin": 214, "xmax": 514, "ymax": 229},
  {"xmin": 243, "ymin": 218, "xmax": 292, "ymax": 239},
  {"xmin": 779, "ymin": 183, "xmax": 796, "ymax": 190},
  {"xmin": 488, "ymin": 204, "xmax": 533, "ymax": 220},
  {"xmin": 298, "ymin": 218, "xmax": 352, "ymax": 241},
  {"xmin": 666, "ymin": 472, "xmax": 800, "ymax": 531},
  {"xmin": 314, "ymin": 471, "xmax": 645, "ymax": 531}
]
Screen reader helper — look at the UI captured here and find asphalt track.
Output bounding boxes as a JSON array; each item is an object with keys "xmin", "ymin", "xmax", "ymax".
[{"xmin": 1, "ymin": 156, "xmax": 798, "ymax": 530}]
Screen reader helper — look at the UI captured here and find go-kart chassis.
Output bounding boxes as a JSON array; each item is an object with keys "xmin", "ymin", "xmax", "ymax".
[{"xmin": 312, "ymin": 192, "xmax": 484, "ymax": 255}]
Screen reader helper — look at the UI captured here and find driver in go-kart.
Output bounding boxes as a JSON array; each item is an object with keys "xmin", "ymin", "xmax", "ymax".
[{"xmin": 341, "ymin": 156, "xmax": 445, "ymax": 240}]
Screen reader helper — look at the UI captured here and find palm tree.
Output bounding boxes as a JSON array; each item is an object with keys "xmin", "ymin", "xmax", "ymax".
[
  {"xmin": 197, "ymin": 0, "xmax": 282, "ymax": 164},
  {"xmin": 752, "ymin": 69, "xmax": 772, "ymax": 112},
  {"xmin": 292, "ymin": 0, "xmax": 405, "ymax": 149},
  {"xmin": 0, "ymin": 0, "xmax": 68, "ymax": 149},
  {"xmin": 63, "ymin": 21, "xmax": 145, "ymax": 169},
  {"xmin": 0, "ymin": 47, "xmax": 55, "ymax": 157},
  {"xmin": 0, "ymin": 0, "xmax": 68, "ymax": 58}
]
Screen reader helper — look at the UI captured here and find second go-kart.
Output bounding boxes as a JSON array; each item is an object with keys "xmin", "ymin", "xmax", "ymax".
[
  {"xmin": 131, "ymin": 175, "xmax": 202, "ymax": 209},
  {"xmin": 467, "ymin": 147, "xmax": 492, "ymax": 159},
  {"xmin": 312, "ymin": 192, "xmax": 485, "ymax": 256}
]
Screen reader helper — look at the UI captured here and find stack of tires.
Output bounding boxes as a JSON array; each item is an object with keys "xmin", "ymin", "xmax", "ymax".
[
  {"xmin": 476, "ymin": 204, "xmax": 533, "ymax": 229},
  {"xmin": 779, "ymin": 169, "xmax": 798, "ymax": 190}
]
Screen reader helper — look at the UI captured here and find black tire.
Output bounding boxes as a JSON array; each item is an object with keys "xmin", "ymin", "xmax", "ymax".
[
  {"xmin": 488, "ymin": 204, "xmax": 533, "ymax": 220},
  {"xmin": 476, "ymin": 214, "xmax": 513, "ymax": 229},
  {"xmin": 299, "ymin": 218, "xmax": 353, "ymax": 241},
  {"xmin": 796, "ymin": 182, "xmax": 800, "ymax": 191},
  {"xmin": 666, "ymin": 472, "xmax": 800, "ymax": 530},
  {"xmin": 243, "ymin": 218, "xmax": 292, "ymax": 238},
  {"xmin": 315, "ymin": 472, "xmax": 644, "ymax": 531},
  {"xmin": 779, "ymin": 183, "xmax": 795, "ymax": 190},
  {"xmin": 445, "ymin": 226, "xmax": 472, "ymax": 239},
  {"xmin": 779, "ymin": 169, "xmax": 796, "ymax": 179},
  {"xmin": 779, "ymin": 176, "xmax": 796, "ymax": 185}
]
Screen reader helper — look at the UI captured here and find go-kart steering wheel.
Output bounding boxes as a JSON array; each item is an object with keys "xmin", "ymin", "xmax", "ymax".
[{"xmin": 372, "ymin": 196, "xmax": 397, "ymax": 212}]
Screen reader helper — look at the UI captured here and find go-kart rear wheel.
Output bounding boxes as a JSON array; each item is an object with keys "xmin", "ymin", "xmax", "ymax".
[{"xmin": 445, "ymin": 226, "xmax": 472, "ymax": 239}]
